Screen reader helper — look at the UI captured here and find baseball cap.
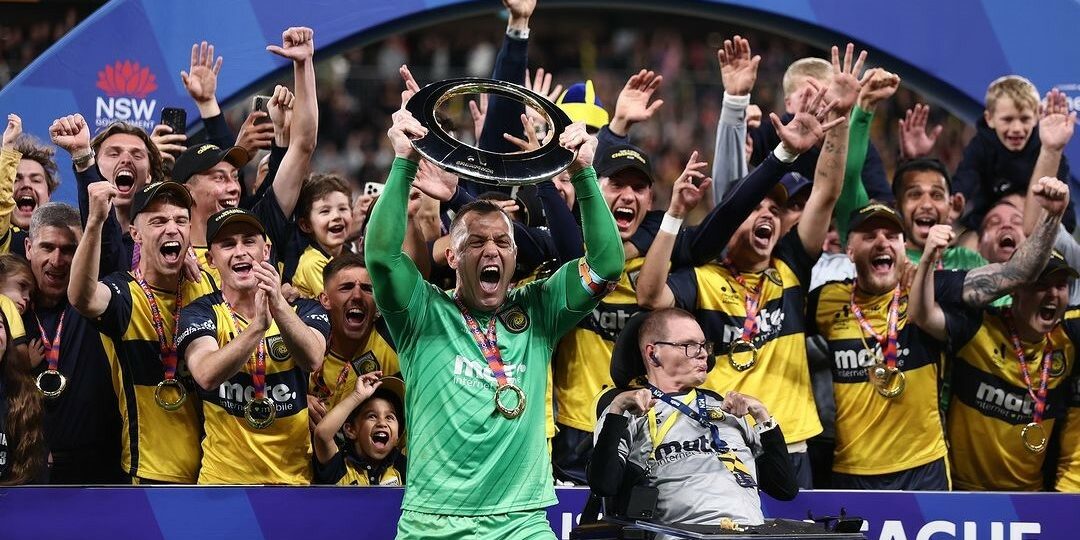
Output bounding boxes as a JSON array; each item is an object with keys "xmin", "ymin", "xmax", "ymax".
[
  {"xmin": 779, "ymin": 172, "xmax": 811, "ymax": 202},
  {"xmin": 171, "ymin": 143, "xmax": 248, "ymax": 184},
  {"xmin": 131, "ymin": 181, "xmax": 193, "ymax": 219},
  {"xmin": 1039, "ymin": 250, "xmax": 1080, "ymax": 281},
  {"xmin": 594, "ymin": 143, "xmax": 653, "ymax": 185},
  {"xmin": 848, "ymin": 202, "xmax": 904, "ymax": 235},
  {"xmin": 205, "ymin": 207, "xmax": 266, "ymax": 245},
  {"xmin": 556, "ymin": 81, "xmax": 609, "ymax": 131}
]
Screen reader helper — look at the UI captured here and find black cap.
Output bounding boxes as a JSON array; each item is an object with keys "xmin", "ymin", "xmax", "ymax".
[
  {"xmin": 171, "ymin": 143, "xmax": 248, "ymax": 184},
  {"xmin": 609, "ymin": 311, "xmax": 716, "ymax": 389},
  {"xmin": 848, "ymin": 202, "xmax": 904, "ymax": 235},
  {"xmin": 594, "ymin": 143, "xmax": 653, "ymax": 184},
  {"xmin": 205, "ymin": 207, "xmax": 266, "ymax": 245},
  {"xmin": 779, "ymin": 172, "xmax": 811, "ymax": 201},
  {"xmin": 131, "ymin": 181, "xmax": 193, "ymax": 219},
  {"xmin": 1039, "ymin": 250, "xmax": 1080, "ymax": 281}
]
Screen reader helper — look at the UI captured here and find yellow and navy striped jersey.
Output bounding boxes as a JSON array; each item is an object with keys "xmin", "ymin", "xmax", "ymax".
[
  {"xmin": 94, "ymin": 270, "xmax": 216, "ymax": 483},
  {"xmin": 669, "ymin": 231, "xmax": 822, "ymax": 443},
  {"xmin": 554, "ymin": 256, "xmax": 644, "ymax": 432},
  {"xmin": 177, "ymin": 291, "xmax": 331, "ymax": 485},
  {"xmin": 938, "ymin": 271, "xmax": 1078, "ymax": 491},
  {"xmin": 808, "ymin": 279, "xmax": 948, "ymax": 476},
  {"xmin": 1056, "ymin": 342, "xmax": 1080, "ymax": 492},
  {"xmin": 0, "ymin": 294, "xmax": 26, "ymax": 345},
  {"xmin": 292, "ymin": 244, "xmax": 333, "ymax": 299},
  {"xmin": 313, "ymin": 319, "xmax": 399, "ymax": 412},
  {"xmin": 313, "ymin": 447, "xmax": 406, "ymax": 486}
]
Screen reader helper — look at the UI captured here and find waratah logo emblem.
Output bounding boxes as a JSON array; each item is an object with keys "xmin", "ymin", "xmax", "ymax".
[{"xmin": 96, "ymin": 60, "xmax": 158, "ymax": 98}]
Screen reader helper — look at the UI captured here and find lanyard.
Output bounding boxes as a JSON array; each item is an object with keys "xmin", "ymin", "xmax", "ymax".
[
  {"xmin": 133, "ymin": 269, "xmax": 184, "ymax": 381},
  {"xmin": 720, "ymin": 260, "xmax": 768, "ymax": 343},
  {"xmin": 850, "ymin": 283, "xmax": 901, "ymax": 369},
  {"xmin": 644, "ymin": 384, "xmax": 727, "ymax": 453},
  {"xmin": 1003, "ymin": 310, "xmax": 1052, "ymax": 424},
  {"xmin": 225, "ymin": 299, "xmax": 268, "ymax": 399},
  {"xmin": 34, "ymin": 309, "xmax": 66, "ymax": 374},
  {"xmin": 453, "ymin": 295, "xmax": 510, "ymax": 389}
]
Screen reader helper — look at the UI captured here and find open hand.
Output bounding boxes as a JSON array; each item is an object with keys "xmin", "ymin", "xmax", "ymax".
[
  {"xmin": 611, "ymin": 70, "xmax": 663, "ymax": 135},
  {"xmin": 898, "ymin": 104, "xmax": 942, "ymax": 159},
  {"xmin": 1038, "ymin": 88, "xmax": 1077, "ymax": 152},
  {"xmin": 718, "ymin": 35, "xmax": 759, "ymax": 96},
  {"xmin": 772, "ymin": 86, "xmax": 845, "ymax": 155},
  {"xmin": 825, "ymin": 43, "xmax": 869, "ymax": 114},
  {"xmin": 181, "ymin": 41, "xmax": 223, "ymax": 104}
]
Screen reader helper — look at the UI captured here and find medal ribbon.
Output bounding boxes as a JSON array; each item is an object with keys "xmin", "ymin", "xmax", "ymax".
[
  {"xmin": 225, "ymin": 300, "xmax": 268, "ymax": 400},
  {"xmin": 134, "ymin": 269, "xmax": 184, "ymax": 381},
  {"xmin": 35, "ymin": 310, "xmax": 66, "ymax": 374},
  {"xmin": 720, "ymin": 260, "xmax": 768, "ymax": 344},
  {"xmin": 453, "ymin": 295, "xmax": 511, "ymax": 389},
  {"xmin": 1003, "ymin": 310, "xmax": 1053, "ymax": 424},
  {"xmin": 850, "ymin": 283, "xmax": 901, "ymax": 370}
]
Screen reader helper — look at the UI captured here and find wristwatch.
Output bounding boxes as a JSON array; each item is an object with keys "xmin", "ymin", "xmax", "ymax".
[
  {"xmin": 754, "ymin": 416, "xmax": 778, "ymax": 433},
  {"xmin": 72, "ymin": 148, "xmax": 95, "ymax": 169},
  {"xmin": 506, "ymin": 26, "xmax": 530, "ymax": 40}
]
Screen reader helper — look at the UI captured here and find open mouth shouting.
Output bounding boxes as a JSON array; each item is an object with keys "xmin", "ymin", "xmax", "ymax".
[
  {"xmin": 1037, "ymin": 303, "xmax": 1060, "ymax": 324},
  {"xmin": 612, "ymin": 206, "xmax": 636, "ymax": 232},
  {"xmin": 870, "ymin": 252, "xmax": 895, "ymax": 276},
  {"xmin": 371, "ymin": 429, "xmax": 392, "ymax": 451},
  {"xmin": 997, "ymin": 232, "xmax": 1018, "ymax": 256},
  {"xmin": 479, "ymin": 263, "xmax": 502, "ymax": 294},
  {"xmin": 911, "ymin": 213, "xmax": 938, "ymax": 238},
  {"xmin": 15, "ymin": 193, "xmax": 36, "ymax": 218},
  {"xmin": 160, "ymin": 240, "xmax": 183, "ymax": 264},
  {"xmin": 115, "ymin": 168, "xmax": 136, "ymax": 195},
  {"xmin": 328, "ymin": 222, "xmax": 347, "ymax": 238},
  {"xmin": 751, "ymin": 219, "xmax": 775, "ymax": 250},
  {"xmin": 232, "ymin": 261, "xmax": 254, "ymax": 280}
]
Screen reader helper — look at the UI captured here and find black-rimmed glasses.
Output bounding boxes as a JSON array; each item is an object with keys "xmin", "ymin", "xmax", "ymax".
[{"xmin": 653, "ymin": 341, "xmax": 714, "ymax": 358}]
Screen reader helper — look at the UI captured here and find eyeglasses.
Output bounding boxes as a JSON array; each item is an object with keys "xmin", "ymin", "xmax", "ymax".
[{"xmin": 653, "ymin": 341, "xmax": 714, "ymax": 358}]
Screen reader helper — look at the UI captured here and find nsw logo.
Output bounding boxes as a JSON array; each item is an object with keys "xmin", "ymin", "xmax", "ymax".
[{"xmin": 94, "ymin": 60, "xmax": 159, "ymax": 130}]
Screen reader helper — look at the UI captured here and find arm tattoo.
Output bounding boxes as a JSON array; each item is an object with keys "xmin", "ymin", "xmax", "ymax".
[{"xmin": 962, "ymin": 210, "xmax": 1062, "ymax": 307}]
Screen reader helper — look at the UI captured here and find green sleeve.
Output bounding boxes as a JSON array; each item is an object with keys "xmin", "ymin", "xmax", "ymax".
[
  {"xmin": 364, "ymin": 158, "xmax": 423, "ymax": 315},
  {"xmin": 836, "ymin": 105, "xmax": 874, "ymax": 246},
  {"xmin": 552, "ymin": 166, "xmax": 624, "ymax": 314}
]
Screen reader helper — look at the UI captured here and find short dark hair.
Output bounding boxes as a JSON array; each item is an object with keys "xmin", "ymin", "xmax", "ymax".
[
  {"xmin": 637, "ymin": 308, "xmax": 698, "ymax": 352},
  {"xmin": 322, "ymin": 252, "xmax": 366, "ymax": 285},
  {"xmin": 298, "ymin": 173, "xmax": 352, "ymax": 222},
  {"xmin": 346, "ymin": 388, "xmax": 405, "ymax": 433},
  {"xmin": 29, "ymin": 202, "xmax": 80, "ymax": 240},
  {"xmin": 90, "ymin": 122, "xmax": 164, "ymax": 184},
  {"xmin": 11, "ymin": 134, "xmax": 59, "ymax": 193},
  {"xmin": 892, "ymin": 158, "xmax": 952, "ymax": 201},
  {"xmin": 448, "ymin": 200, "xmax": 513, "ymax": 251}
]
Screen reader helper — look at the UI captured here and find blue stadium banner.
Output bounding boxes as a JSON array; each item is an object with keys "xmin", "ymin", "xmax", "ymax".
[
  {"xmin": 1, "ymin": 0, "xmax": 1079, "ymax": 207},
  {"xmin": 0, "ymin": 487, "xmax": 1076, "ymax": 539}
]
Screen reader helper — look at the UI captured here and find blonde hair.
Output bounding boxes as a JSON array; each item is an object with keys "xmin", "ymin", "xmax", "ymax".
[
  {"xmin": 782, "ymin": 58, "xmax": 831, "ymax": 97},
  {"xmin": 985, "ymin": 75, "xmax": 1040, "ymax": 115}
]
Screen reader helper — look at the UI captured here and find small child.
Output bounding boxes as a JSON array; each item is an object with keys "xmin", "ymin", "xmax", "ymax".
[
  {"xmin": 955, "ymin": 75, "xmax": 1074, "ymax": 231},
  {"xmin": 313, "ymin": 372, "xmax": 406, "ymax": 486},
  {"xmin": 0, "ymin": 253, "xmax": 34, "ymax": 314},
  {"xmin": 291, "ymin": 173, "xmax": 354, "ymax": 298}
]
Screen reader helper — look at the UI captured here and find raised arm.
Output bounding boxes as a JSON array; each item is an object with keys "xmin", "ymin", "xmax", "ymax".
[
  {"xmin": 0, "ymin": 115, "xmax": 20, "ymax": 241},
  {"xmin": 798, "ymin": 44, "xmax": 866, "ymax": 258},
  {"xmin": 555, "ymin": 123, "xmax": 623, "ymax": 312},
  {"xmin": 964, "ymin": 176, "xmax": 1069, "ymax": 307},
  {"xmin": 835, "ymin": 69, "xmax": 899, "ymax": 243},
  {"xmin": 68, "ymin": 181, "xmax": 119, "ymax": 318},
  {"xmin": 1024, "ymin": 89, "xmax": 1075, "ymax": 235},
  {"xmin": 314, "ymin": 372, "xmax": 383, "ymax": 464},
  {"xmin": 910, "ymin": 224, "xmax": 953, "ymax": 341},
  {"xmin": 265, "ymin": 27, "xmax": 318, "ymax": 218},
  {"xmin": 710, "ymin": 35, "xmax": 758, "ymax": 206},
  {"xmin": 365, "ymin": 81, "xmax": 428, "ymax": 314},
  {"xmin": 607, "ymin": 70, "xmax": 664, "ymax": 140},
  {"xmin": 637, "ymin": 152, "xmax": 712, "ymax": 310},
  {"xmin": 185, "ymin": 291, "xmax": 272, "ymax": 391}
]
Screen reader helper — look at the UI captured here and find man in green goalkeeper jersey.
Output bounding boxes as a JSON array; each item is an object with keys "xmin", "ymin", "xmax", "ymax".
[{"xmin": 365, "ymin": 92, "xmax": 623, "ymax": 538}]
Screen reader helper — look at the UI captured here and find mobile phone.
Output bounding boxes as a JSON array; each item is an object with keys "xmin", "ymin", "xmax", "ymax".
[
  {"xmin": 252, "ymin": 95, "xmax": 273, "ymax": 125},
  {"xmin": 160, "ymin": 107, "xmax": 187, "ymax": 136},
  {"xmin": 363, "ymin": 182, "xmax": 385, "ymax": 196}
]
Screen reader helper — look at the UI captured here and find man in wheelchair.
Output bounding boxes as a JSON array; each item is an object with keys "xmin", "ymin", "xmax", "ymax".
[{"xmin": 587, "ymin": 308, "xmax": 799, "ymax": 536}]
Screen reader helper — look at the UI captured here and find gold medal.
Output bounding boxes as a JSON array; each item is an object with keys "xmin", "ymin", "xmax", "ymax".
[
  {"xmin": 868, "ymin": 362, "xmax": 905, "ymax": 398},
  {"xmin": 35, "ymin": 370, "xmax": 67, "ymax": 399},
  {"xmin": 154, "ymin": 379, "xmax": 187, "ymax": 411},
  {"xmin": 728, "ymin": 338, "xmax": 757, "ymax": 372},
  {"xmin": 1021, "ymin": 422, "xmax": 1047, "ymax": 453},
  {"xmin": 244, "ymin": 396, "xmax": 277, "ymax": 429},
  {"xmin": 494, "ymin": 384, "xmax": 526, "ymax": 419}
]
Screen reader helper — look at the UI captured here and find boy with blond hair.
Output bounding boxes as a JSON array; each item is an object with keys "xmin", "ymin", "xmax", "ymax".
[{"xmin": 955, "ymin": 75, "xmax": 1075, "ymax": 232}]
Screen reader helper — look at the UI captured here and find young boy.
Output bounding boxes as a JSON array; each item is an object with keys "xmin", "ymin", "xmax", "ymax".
[
  {"xmin": 313, "ymin": 372, "xmax": 406, "ymax": 486},
  {"xmin": 292, "ymin": 173, "xmax": 354, "ymax": 298},
  {"xmin": 955, "ymin": 75, "xmax": 1075, "ymax": 232}
]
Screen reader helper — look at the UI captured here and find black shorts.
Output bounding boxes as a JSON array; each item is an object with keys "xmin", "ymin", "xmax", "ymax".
[{"xmin": 831, "ymin": 457, "xmax": 948, "ymax": 491}]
